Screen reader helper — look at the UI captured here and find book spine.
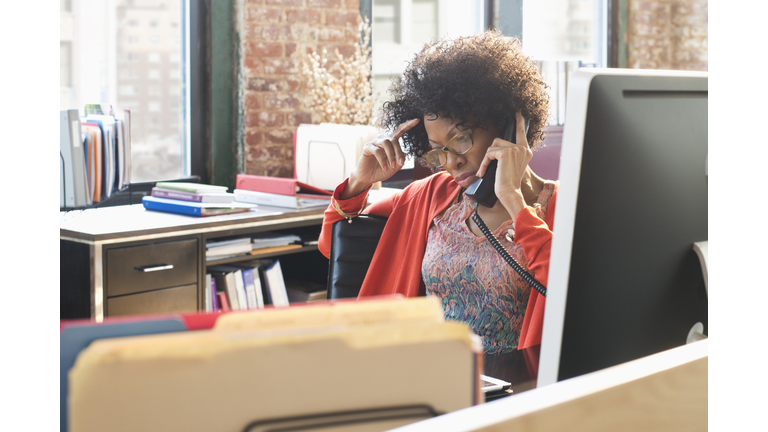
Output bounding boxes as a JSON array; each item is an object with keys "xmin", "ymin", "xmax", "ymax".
[
  {"xmin": 142, "ymin": 197, "xmax": 202, "ymax": 216},
  {"xmin": 217, "ymin": 292, "xmax": 230, "ymax": 312},
  {"xmin": 204, "ymin": 274, "xmax": 212, "ymax": 313},
  {"xmin": 152, "ymin": 188, "xmax": 204, "ymax": 202},
  {"xmin": 210, "ymin": 276, "xmax": 219, "ymax": 311}
]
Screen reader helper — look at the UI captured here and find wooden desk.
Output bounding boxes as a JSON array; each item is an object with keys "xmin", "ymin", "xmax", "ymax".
[{"xmin": 60, "ymin": 204, "xmax": 328, "ymax": 321}]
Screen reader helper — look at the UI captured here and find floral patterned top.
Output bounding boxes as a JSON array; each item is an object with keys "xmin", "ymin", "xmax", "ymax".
[{"xmin": 422, "ymin": 182, "xmax": 556, "ymax": 354}]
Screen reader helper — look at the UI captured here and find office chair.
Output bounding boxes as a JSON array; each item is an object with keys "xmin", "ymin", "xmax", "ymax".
[{"xmin": 326, "ymin": 214, "xmax": 387, "ymax": 299}]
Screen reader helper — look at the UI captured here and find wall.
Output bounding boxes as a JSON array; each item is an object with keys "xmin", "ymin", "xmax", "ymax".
[
  {"xmin": 626, "ymin": 0, "xmax": 708, "ymax": 70},
  {"xmin": 238, "ymin": 0, "xmax": 361, "ymax": 178}
]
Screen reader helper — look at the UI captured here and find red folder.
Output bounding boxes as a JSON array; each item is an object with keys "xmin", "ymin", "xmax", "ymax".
[{"xmin": 235, "ymin": 174, "xmax": 332, "ymax": 197}]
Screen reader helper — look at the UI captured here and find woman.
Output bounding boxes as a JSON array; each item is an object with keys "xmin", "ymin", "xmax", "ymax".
[{"xmin": 318, "ymin": 30, "xmax": 555, "ymax": 353}]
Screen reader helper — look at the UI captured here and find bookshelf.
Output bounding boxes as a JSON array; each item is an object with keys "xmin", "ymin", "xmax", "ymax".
[{"xmin": 60, "ymin": 204, "xmax": 328, "ymax": 320}]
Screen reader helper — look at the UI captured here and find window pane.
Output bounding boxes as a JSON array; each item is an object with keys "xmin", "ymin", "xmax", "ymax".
[
  {"xmin": 523, "ymin": 0, "xmax": 594, "ymax": 61},
  {"xmin": 60, "ymin": 0, "xmax": 186, "ymax": 183}
]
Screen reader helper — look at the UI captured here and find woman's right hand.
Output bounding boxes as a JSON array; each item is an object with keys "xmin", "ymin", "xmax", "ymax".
[{"xmin": 342, "ymin": 118, "xmax": 420, "ymax": 199}]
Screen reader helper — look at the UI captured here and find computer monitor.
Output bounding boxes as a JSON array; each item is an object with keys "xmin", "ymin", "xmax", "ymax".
[{"xmin": 538, "ymin": 68, "xmax": 708, "ymax": 387}]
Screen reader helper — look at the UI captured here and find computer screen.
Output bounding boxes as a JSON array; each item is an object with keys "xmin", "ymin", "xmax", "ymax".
[{"xmin": 538, "ymin": 68, "xmax": 708, "ymax": 387}]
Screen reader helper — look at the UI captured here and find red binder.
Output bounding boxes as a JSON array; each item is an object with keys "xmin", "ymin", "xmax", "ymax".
[{"xmin": 235, "ymin": 174, "xmax": 332, "ymax": 197}]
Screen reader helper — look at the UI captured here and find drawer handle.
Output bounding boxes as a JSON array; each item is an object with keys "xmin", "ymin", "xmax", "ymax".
[{"xmin": 135, "ymin": 264, "xmax": 174, "ymax": 272}]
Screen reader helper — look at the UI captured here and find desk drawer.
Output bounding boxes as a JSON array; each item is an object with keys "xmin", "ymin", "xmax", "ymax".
[
  {"xmin": 106, "ymin": 239, "xmax": 198, "ymax": 297},
  {"xmin": 107, "ymin": 284, "xmax": 198, "ymax": 317}
]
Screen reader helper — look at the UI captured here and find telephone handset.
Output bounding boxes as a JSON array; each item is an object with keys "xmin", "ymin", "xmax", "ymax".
[
  {"xmin": 465, "ymin": 116, "xmax": 530, "ymax": 208},
  {"xmin": 464, "ymin": 115, "xmax": 546, "ymax": 297}
]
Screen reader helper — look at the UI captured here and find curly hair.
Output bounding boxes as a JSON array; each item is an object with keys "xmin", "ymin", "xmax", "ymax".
[{"xmin": 379, "ymin": 30, "xmax": 550, "ymax": 166}]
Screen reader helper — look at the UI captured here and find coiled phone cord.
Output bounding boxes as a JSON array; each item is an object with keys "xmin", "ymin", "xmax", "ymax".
[{"xmin": 472, "ymin": 203, "xmax": 547, "ymax": 298}]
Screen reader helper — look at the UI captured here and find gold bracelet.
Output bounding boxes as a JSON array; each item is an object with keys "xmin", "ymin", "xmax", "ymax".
[{"xmin": 333, "ymin": 197, "xmax": 367, "ymax": 223}]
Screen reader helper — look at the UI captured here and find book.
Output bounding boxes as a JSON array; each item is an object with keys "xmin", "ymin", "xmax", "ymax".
[
  {"xmin": 151, "ymin": 187, "xmax": 235, "ymax": 203},
  {"xmin": 234, "ymin": 189, "xmax": 331, "ymax": 209},
  {"xmin": 263, "ymin": 259, "xmax": 289, "ymax": 307},
  {"xmin": 206, "ymin": 237, "xmax": 253, "ymax": 259},
  {"xmin": 235, "ymin": 174, "xmax": 332, "ymax": 197},
  {"xmin": 209, "ymin": 265, "xmax": 250, "ymax": 310},
  {"xmin": 142, "ymin": 196, "xmax": 255, "ymax": 217},
  {"xmin": 60, "ymin": 109, "xmax": 90, "ymax": 208},
  {"xmin": 85, "ymin": 114, "xmax": 118, "ymax": 199},
  {"xmin": 239, "ymin": 267, "xmax": 263, "ymax": 309},
  {"xmin": 251, "ymin": 232, "xmax": 302, "ymax": 250},
  {"xmin": 204, "ymin": 274, "xmax": 212, "ymax": 312},
  {"xmin": 232, "ymin": 269, "xmax": 248, "ymax": 310},
  {"xmin": 209, "ymin": 267, "xmax": 241, "ymax": 311},
  {"xmin": 81, "ymin": 122, "xmax": 103, "ymax": 203},
  {"xmin": 155, "ymin": 181, "xmax": 229, "ymax": 194},
  {"xmin": 117, "ymin": 109, "xmax": 132, "ymax": 186},
  {"xmin": 210, "ymin": 276, "xmax": 219, "ymax": 312},
  {"xmin": 217, "ymin": 292, "xmax": 231, "ymax": 312}
]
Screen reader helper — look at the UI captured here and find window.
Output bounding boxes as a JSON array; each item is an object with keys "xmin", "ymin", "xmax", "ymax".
[
  {"xmin": 371, "ymin": 0, "xmax": 487, "ymax": 108},
  {"xmin": 119, "ymin": 85, "xmax": 139, "ymax": 96},
  {"xmin": 412, "ymin": 0, "xmax": 437, "ymax": 43},
  {"xmin": 60, "ymin": 0, "xmax": 186, "ymax": 183},
  {"xmin": 119, "ymin": 52, "xmax": 140, "ymax": 63},
  {"xmin": 60, "ymin": 42, "xmax": 71, "ymax": 86},
  {"xmin": 373, "ymin": 0, "xmax": 399, "ymax": 44},
  {"xmin": 119, "ymin": 69, "xmax": 140, "ymax": 79}
]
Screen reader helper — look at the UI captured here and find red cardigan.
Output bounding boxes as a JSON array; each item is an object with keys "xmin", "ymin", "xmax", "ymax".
[{"xmin": 318, "ymin": 172, "xmax": 556, "ymax": 349}]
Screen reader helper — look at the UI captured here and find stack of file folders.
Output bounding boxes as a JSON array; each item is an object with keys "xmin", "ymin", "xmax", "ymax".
[
  {"xmin": 60, "ymin": 105, "xmax": 132, "ymax": 208},
  {"xmin": 65, "ymin": 297, "xmax": 483, "ymax": 432}
]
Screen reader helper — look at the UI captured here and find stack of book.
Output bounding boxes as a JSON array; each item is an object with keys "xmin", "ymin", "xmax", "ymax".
[
  {"xmin": 250, "ymin": 232, "xmax": 303, "ymax": 254},
  {"xmin": 142, "ymin": 182, "xmax": 256, "ymax": 217},
  {"xmin": 205, "ymin": 238, "xmax": 253, "ymax": 261},
  {"xmin": 233, "ymin": 174, "xmax": 332, "ymax": 209},
  {"xmin": 206, "ymin": 258, "xmax": 289, "ymax": 312}
]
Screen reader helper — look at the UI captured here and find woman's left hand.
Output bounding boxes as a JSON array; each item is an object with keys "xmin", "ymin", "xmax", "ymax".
[{"xmin": 475, "ymin": 111, "xmax": 531, "ymax": 216}]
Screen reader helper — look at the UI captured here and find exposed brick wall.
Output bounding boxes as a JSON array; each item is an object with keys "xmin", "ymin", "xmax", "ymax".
[
  {"xmin": 627, "ymin": 0, "xmax": 707, "ymax": 71},
  {"xmin": 238, "ymin": 0, "xmax": 360, "ymax": 178}
]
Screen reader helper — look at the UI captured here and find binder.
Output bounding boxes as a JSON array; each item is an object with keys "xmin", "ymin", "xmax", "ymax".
[
  {"xmin": 234, "ymin": 189, "xmax": 331, "ymax": 209},
  {"xmin": 235, "ymin": 174, "xmax": 332, "ymax": 197},
  {"xmin": 60, "ymin": 109, "xmax": 89, "ymax": 207},
  {"xmin": 68, "ymin": 308, "xmax": 480, "ymax": 432}
]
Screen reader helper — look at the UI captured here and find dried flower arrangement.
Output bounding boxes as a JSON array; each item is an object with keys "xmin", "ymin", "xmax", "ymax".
[{"xmin": 301, "ymin": 16, "xmax": 375, "ymax": 125}]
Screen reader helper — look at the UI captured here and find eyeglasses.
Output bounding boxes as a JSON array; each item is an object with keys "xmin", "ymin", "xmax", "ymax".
[{"xmin": 422, "ymin": 129, "xmax": 474, "ymax": 168}]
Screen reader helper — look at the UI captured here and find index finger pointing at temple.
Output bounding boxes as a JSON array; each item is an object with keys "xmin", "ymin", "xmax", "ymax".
[{"xmin": 392, "ymin": 118, "xmax": 421, "ymax": 141}]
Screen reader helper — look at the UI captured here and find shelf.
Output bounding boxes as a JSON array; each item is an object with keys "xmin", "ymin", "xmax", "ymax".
[{"xmin": 205, "ymin": 245, "xmax": 320, "ymax": 266}]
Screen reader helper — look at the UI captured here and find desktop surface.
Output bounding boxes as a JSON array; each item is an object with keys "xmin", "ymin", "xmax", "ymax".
[{"xmin": 60, "ymin": 203, "xmax": 326, "ymax": 242}]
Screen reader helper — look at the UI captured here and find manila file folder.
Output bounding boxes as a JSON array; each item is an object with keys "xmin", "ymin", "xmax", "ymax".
[{"xmin": 68, "ymin": 298, "xmax": 481, "ymax": 432}]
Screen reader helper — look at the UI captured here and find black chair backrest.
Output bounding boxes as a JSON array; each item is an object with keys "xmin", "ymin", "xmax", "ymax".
[{"xmin": 327, "ymin": 214, "xmax": 388, "ymax": 299}]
